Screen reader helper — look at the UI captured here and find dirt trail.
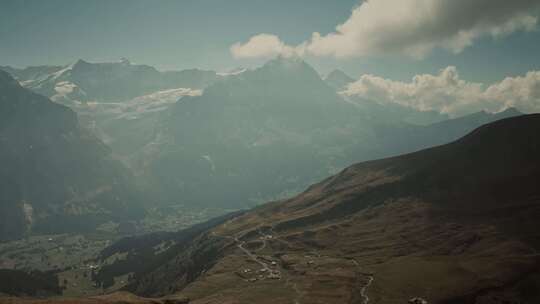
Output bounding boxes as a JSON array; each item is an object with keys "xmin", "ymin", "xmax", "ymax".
[
  {"xmin": 230, "ymin": 236, "xmax": 270, "ymax": 271},
  {"xmin": 360, "ymin": 276, "xmax": 374, "ymax": 304},
  {"xmin": 348, "ymin": 258, "xmax": 374, "ymax": 304}
]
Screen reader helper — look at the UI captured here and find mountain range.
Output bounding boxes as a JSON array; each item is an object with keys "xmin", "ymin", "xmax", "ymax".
[
  {"xmin": 1, "ymin": 58, "xmax": 524, "ymax": 213},
  {"xmin": 133, "ymin": 57, "xmax": 522, "ymax": 209},
  {"xmin": 1, "ymin": 58, "xmax": 220, "ymax": 104},
  {"xmin": 0, "ymin": 57, "xmax": 527, "ymax": 224}
]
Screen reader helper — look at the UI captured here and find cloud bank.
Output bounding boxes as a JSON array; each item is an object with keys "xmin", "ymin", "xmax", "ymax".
[
  {"xmin": 231, "ymin": 0, "xmax": 539, "ymax": 59},
  {"xmin": 342, "ymin": 67, "xmax": 540, "ymax": 116}
]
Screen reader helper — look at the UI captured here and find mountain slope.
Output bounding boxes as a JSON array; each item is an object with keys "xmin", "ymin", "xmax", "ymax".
[
  {"xmin": 0, "ymin": 65, "xmax": 64, "ymax": 85},
  {"xmin": 126, "ymin": 114, "xmax": 540, "ymax": 303},
  {"xmin": 371, "ymin": 107, "xmax": 523, "ymax": 158},
  {"xmin": 0, "ymin": 71, "xmax": 144, "ymax": 240},
  {"xmin": 1, "ymin": 60, "xmax": 223, "ymax": 163},
  {"xmin": 138, "ymin": 57, "xmax": 373, "ymax": 208}
]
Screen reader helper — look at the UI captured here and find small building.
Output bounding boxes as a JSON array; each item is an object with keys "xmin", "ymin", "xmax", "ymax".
[
  {"xmin": 408, "ymin": 297, "xmax": 428, "ymax": 304},
  {"xmin": 267, "ymin": 270, "xmax": 281, "ymax": 280}
]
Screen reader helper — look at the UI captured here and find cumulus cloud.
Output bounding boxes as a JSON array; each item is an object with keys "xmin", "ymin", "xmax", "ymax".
[
  {"xmin": 342, "ymin": 67, "xmax": 540, "ymax": 116},
  {"xmin": 232, "ymin": 0, "xmax": 539, "ymax": 59},
  {"xmin": 230, "ymin": 34, "xmax": 304, "ymax": 59},
  {"xmin": 483, "ymin": 71, "xmax": 540, "ymax": 114}
]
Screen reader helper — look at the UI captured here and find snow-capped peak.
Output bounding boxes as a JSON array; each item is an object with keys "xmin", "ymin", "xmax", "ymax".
[{"xmin": 119, "ymin": 57, "xmax": 131, "ymax": 65}]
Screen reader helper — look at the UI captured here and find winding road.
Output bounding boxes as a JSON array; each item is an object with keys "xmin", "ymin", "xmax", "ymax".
[
  {"xmin": 349, "ymin": 258, "xmax": 375, "ymax": 304},
  {"xmin": 229, "ymin": 231, "xmax": 375, "ymax": 304},
  {"xmin": 230, "ymin": 235, "xmax": 271, "ymax": 271},
  {"xmin": 360, "ymin": 276, "xmax": 374, "ymax": 304}
]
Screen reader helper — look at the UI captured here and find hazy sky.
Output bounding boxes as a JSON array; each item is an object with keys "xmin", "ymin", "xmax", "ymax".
[{"xmin": 1, "ymin": 0, "xmax": 540, "ymax": 83}]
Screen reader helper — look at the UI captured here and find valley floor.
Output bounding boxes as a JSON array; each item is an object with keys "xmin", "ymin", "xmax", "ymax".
[{"xmin": 0, "ymin": 206, "xmax": 233, "ymax": 298}]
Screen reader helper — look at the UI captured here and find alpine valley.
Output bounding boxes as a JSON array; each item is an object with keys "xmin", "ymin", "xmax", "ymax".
[{"xmin": 0, "ymin": 57, "xmax": 537, "ymax": 304}]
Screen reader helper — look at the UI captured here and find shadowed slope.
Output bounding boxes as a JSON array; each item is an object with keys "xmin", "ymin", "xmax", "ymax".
[{"xmin": 0, "ymin": 71, "xmax": 144, "ymax": 240}]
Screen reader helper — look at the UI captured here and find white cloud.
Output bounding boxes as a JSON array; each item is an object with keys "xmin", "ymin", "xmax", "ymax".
[
  {"xmin": 484, "ymin": 71, "xmax": 540, "ymax": 114},
  {"xmin": 230, "ymin": 34, "xmax": 304, "ymax": 59},
  {"xmin": 342, "ymin": 67, "xmax": 540, "ymax": 116},
  {"xmin": 232, "ymin": 0, "xmax": 539, "ymax": 59}
]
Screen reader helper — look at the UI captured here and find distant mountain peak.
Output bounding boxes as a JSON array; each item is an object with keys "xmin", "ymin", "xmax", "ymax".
[
  {"xmin": 69, "ymin": 59, "xmax": 93, "ymax": 72},
  {"xmin": 498, "ymin": 107, "xmax": 522, "ymax": 116},
  {"xmin": 0, "ymin": 69, "xmax": 19, "ymax": 87},
  {"xmin": 119, "ymin": 57, "xmax": 131, "ymax": 65},
  {"xmin": 470, "ymin": 107, "xmax": 522, "ymax": 118},
  {"xmin": 258, "ymin": 56, "xmax": 322, "ymax": 82},
  {"xmin": 265, "ymin": 55, "xmax": 304, "ymax": 67},
  {"xmin": 326, "ymin": 69, "xmax": 353, "ymax": 81},
  {"xmin": 71, "ymin": 58, "xmax": 134, "ymax": 69},
  {"xmin": 325, "ymin": 69, "xmax": 355, "ymax": 90},
  {"xmin": 73, "ymin": 58, "xmax": 89, "ymax": 66}
]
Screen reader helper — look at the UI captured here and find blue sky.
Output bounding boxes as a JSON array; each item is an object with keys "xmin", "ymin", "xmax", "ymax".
[{"xmin": 1, "ymin": 0, "xmax": 539, "ymax": 83}]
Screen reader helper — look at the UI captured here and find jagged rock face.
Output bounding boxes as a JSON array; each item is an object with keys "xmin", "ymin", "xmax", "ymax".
[
  {"xmin": 0, "ymin": 71, "xmax": 144, "ymax": 240},
  {"xmin": 1, "ymin": 59, "xmax": 221, "ymax": 103},
  {"xmin": 61, "ymin": 59, "xmax": 164, "ymax": 101}
]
